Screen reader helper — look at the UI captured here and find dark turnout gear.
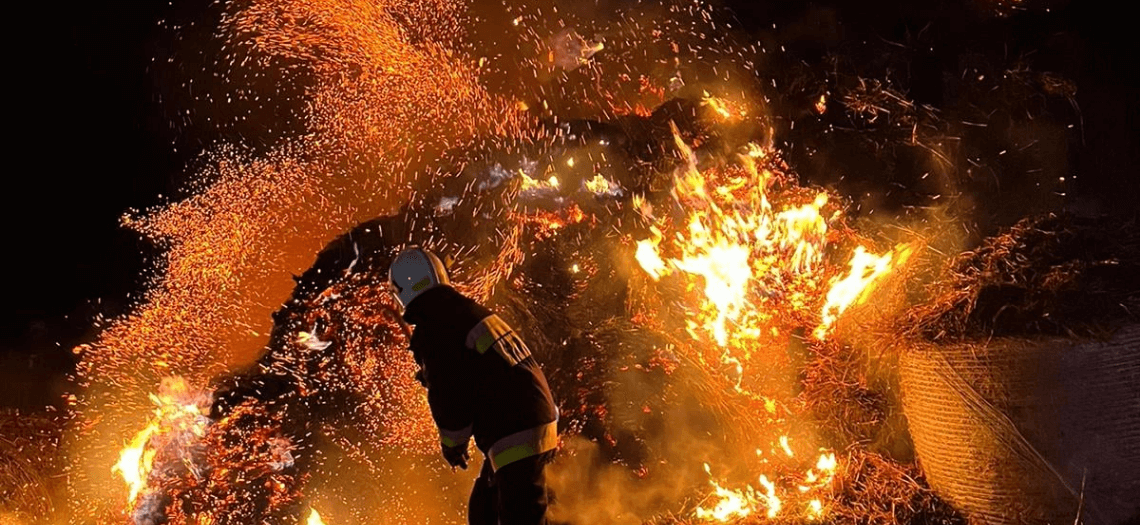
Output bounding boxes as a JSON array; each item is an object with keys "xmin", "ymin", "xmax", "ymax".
[
  {"xmin": 401, "ymin": 283, "xmax": 558, "ymax": 524},
  {"xmin": 469, "ymin": 450, "xmax": 556, "ymax": 525}
]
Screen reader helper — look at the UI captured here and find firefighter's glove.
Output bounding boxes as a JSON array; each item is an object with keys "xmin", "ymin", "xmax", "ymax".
[{"xmin": 441, "ymin": 443, "xmax": 470, "ymax": 470}]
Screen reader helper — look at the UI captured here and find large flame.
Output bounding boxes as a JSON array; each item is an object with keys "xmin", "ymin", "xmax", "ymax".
[
  {"xmin": 633, "ymin": 122, "xmax": 907, "ymax": 522},
  {"xmin": 634, "ymin": 126, "xmax": 906, "ymax": 350}
]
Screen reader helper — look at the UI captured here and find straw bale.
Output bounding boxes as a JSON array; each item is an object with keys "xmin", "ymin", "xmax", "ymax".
[{"xmin": 900, "ymin": 327, "xmax": 1140, "ymax": 525}]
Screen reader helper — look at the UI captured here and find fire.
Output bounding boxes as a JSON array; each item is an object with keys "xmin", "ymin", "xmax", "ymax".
[
  {"xmin": 584, "ymin": 174, "xmax": 622, "ymax": 196},
  {"xmin": 758, "ymin": 475, "xmax": 781, "ymax": 518},
  {"xmin": 306, "ymin": 509, "xmax": 326, "ymax": 525},
  {"xmin": 695, "ymin": 468, "xmax": 753, "ymax": 522},
  {"xmin": 696, "ymin": 450, "xmax": 839, "ymax": 523},
  {"xmin": 634, "ymin": 126, "xmax": 900, "ymax": 351},
  {"xmin": 113, "ymin": 421, "xmax": 160, "ymax": 505},
  {"xmin": 634, "ymin": 229, "xmax": 668, "ymax": 280},
  {"xmin": 814, "ymin": 93, "xmax": 828, "ymax": 115},
  {"xmin": 813, "ymin": 244, "xmax": 913, "ymax": 339},
  {"xmin": 112, "ymin": 377, "xmax": 212, "ymax": 510},
  {"xmin": 632, "ymin": 125, "xmax": 901, "ymax": 523},
  {"xmin": 519, "ymin": 169, "xmax": 561, "ymax": 192},
  {"xmin": 802, "ymin": 452, "xmax": 838, "ymax": 486},
  {"xmin": 807, "ymin": 499, "xmax": 824, "ymax": 520},
  {"xmin": 702, "ymin": 91, "xmax": 745, "ymax": 120},
  {"xmin": 779, "ymin": 435, "xmax": 794, "ymax": 457}
]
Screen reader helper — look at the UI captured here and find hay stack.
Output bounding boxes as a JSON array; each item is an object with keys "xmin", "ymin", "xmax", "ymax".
[
  {"xmin": 900, "ymin": 214, "xmax": 1140, "ymax": 525},
  {"xmin": 901, "ymin": 331, "xmax": 1140, "ymax": 525}
]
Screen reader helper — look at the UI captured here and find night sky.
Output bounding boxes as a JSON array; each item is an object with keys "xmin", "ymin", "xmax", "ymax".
[{"xmin": 4, "ymin": 0, "xmax": 1136, "ymax": 409}]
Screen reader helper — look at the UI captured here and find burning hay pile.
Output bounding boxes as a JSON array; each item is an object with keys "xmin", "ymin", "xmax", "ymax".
[
  {"xmin": 899, "ymin": 214, "xmax": 1140, "ymax": 525},
  {"xmin": 90, "ymin": 93, "xmax": 961, "ymax": 524}
]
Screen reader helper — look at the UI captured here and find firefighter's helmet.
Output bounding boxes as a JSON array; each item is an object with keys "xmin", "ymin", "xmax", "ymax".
[{"xmin": 388, "ymin": 247, "xmax": 450, "ymax": 308}]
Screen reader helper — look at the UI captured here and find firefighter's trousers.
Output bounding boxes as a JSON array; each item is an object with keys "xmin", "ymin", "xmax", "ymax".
[{"xmin": 468, "ymin": 450, "xmax": 555, "ymax": 525}]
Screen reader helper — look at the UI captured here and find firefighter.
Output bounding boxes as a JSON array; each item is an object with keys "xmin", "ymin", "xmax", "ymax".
[{"xmin": 388, "ymin": 247, "xmax": 559, "ymax": 525}]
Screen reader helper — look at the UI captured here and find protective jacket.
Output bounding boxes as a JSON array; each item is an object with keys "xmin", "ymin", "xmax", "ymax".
[{"xmin": 403, "ymin": 285, "xmax": 558, "ymax": 471}]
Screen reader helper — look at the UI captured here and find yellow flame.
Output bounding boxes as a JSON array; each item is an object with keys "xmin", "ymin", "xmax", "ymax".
[
  {"xmin": 814, "ymin": 93, "xmax": 828, "ymax": 115},
  {"xmin": 112, "ymin": 377, "xmax": 210, "ymax": 508},
  {"xmin": 112, "ymin": 421, "xmax": 160, "ymax": 505},
  {"xmin": 584, "ymin": 174, "xmax": 616, "ymax": 195},
  {"xmin": 518, "ymin": 170, "xmax": 561, "ymax": 192},
  {"xmin": 758, "ymin": 475, "xmax": 781, "ymax": 518},
  {"xmin": 635, "ymin": 229, "xmax": 668, "ymax": 280},
  {"xmin": 695, "ymin": 484, "xmax": 753, "ymax": 521},
  {"xmin": 702, "ymin": 91, "xmax": 743, "ymax": 120},
  {"xmin": 807, "ymin": 499, "xmax": 824, "ymax": 519},
  {"xmin": 813, "ymin": 244, "xmax": 912, "ymax": 339},
  {"xmin": 635, "ymin": 126, "xmax": 835, "ymax": 350},
  {"xmin": 779, "ymin": 435, "xmax": 794, "ymax": 457},
  {"xmin": 697, "ymin": 448, "xmax": 840, "ymax": 521},
  {"xmin": 306, "ymin": 509, "xmax": 326, "ymax": 525}
]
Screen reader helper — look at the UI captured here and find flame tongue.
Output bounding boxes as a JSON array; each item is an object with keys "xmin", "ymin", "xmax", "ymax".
[
  {"xmin": 113, "ymin": 420, "xmax": 161, "ymax": 505},
  {"xmin": 112, "ymin": 377, "xmax": 212, "ymax": 510},
  {"xmin": 814, "ymin": 244, "xmax": 914, "ymax": 339},
  {"xmin": 635, "ymin": 127, "xmax": 910, "ymax": 349}
]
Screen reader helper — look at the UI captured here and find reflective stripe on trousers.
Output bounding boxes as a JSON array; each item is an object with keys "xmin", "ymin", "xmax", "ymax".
[{"xmin": 488, "ymin": 420, "xmax": 558, "ymax": 472}]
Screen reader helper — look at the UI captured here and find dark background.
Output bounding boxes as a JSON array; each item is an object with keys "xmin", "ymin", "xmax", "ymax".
[{"xmin": 3, "ymin": 0, "xmax": 1136, "ymax": 409}]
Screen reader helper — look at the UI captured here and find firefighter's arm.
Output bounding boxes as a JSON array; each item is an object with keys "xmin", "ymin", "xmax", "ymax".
[{"xmin": 423, "ymin": 344, "xmax": 475, "ymax": 468}]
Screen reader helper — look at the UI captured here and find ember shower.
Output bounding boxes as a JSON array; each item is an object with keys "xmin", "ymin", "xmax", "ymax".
[{"xmin": 51, "ymin": 0, "xmax": 1081, "ymax": 524}]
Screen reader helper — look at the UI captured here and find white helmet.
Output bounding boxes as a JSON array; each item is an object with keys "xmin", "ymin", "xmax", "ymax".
[{"xmin": 388, "ymin": 247, "xmax": 450, "ymax": 308}]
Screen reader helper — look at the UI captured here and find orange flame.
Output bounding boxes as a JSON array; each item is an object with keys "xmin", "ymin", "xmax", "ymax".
[
  {"xmin": 112, "ymin": 377, "xmax": 211, "ymax": 509},
  {"xmin": 813, "ymin": 244, "xmax": 913, "ymax": 339},
  {"xmin": 632, "ymin": 127, "xmax": 893, "ymax": 523},
  {"xmin": 112, "ymin": 421, "xmax": 160, "ymax": 505},
  {"xmin": 696, "ymin": 449, "xmax": 839, "ymax": 523}
]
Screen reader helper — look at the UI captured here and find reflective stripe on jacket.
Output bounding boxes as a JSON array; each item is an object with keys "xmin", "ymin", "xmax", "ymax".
[
  {"xmin": 466, "ymin": 314, "xmax": 532, "ymax": 366},
  {"xmin": 488, "ymin": 419, "xmax": 559, "ymax": 471}
]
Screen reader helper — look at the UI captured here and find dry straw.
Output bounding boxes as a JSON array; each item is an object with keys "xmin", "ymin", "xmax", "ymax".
[{"xmin": 900, "ymin": 214, "xmax": 1140, "ymax": 525}]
